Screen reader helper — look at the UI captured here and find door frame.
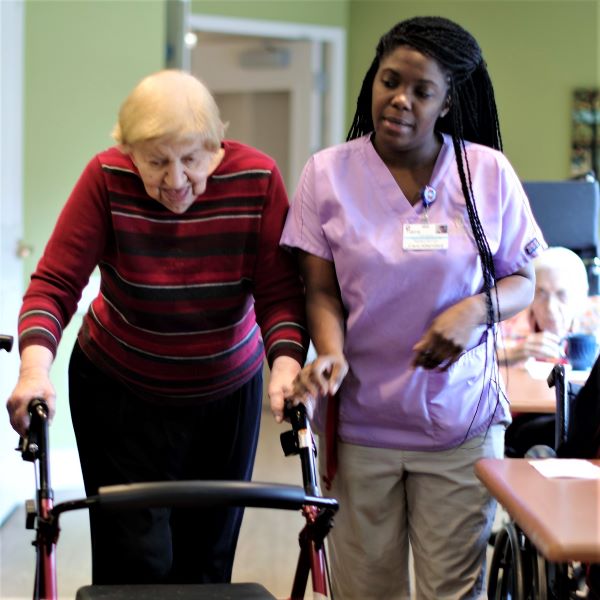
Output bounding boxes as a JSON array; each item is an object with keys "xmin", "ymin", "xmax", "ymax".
[
  {"xmin": 186, "ymin": 13, "xmax": 347, "ymax": 150},
  {"xmin": 191, "ymin": 37, "xmax": 318, "ymax": 192},
  {"xmin": 0, "ymin": 0, "xmax": 85, "ymax": 525}
]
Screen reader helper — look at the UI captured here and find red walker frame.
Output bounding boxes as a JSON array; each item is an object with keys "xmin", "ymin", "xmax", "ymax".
[{"xmin": 18, "ymin": 395, "xmax": 337, "ymax": 600}]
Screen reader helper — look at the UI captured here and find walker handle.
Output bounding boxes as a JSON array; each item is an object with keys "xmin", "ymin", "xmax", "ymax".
[{"xmin": 0, "ymin": 334, "xmax": 13, "ymax": 352}]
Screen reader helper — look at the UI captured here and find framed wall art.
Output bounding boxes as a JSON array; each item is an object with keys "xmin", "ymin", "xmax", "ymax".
[{"xmin": 572, "ymin": 88, "xmax": 600, "ymax": 178}]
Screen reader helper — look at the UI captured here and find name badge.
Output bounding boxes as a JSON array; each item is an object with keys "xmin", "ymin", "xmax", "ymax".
[{"xmin": 403, "ymin": 223, "xmax": 449, "ymax": 251}]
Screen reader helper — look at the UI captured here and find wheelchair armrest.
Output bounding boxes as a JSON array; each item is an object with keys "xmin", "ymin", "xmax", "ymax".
[{"xmin": 547, "ymin": 364, "xmax": 570, "ymax": 451}]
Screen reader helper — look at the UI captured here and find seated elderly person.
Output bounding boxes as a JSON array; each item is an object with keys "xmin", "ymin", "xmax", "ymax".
[
  {"xmin": 503, "ymin": 246, "xmax": 596, "ymax": 457},
  {"xmin": 502, "ymin": 246, "xmax": 590, "ymax": 365}
]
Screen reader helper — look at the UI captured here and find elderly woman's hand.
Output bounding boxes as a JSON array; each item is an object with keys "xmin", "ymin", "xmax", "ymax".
[
  {"xmin": 6, "ymin": 345, "xmax": 55, "ymax": 437},
  {"xmin": 7, "ymin": 369, "xmax": 55, "ymax": 437},
  {"xmin": 521, "ymin": 331, "xmax": 565, "ymax": 362},
  {"xmin": 268, "ymin": 355, "xmax": 303, "ymax": 423},
  {"xmin": 285, "ymin": 354, "xmax": 348, "ymax": 419}
]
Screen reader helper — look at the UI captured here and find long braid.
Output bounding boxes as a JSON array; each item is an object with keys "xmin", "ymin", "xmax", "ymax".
[
  {"xmin": 447, "ymin": 80, "xmax": 498, "ymax": 323},
  {"xmin": 346, "ymin": 58, "xmax": 378, "ymax": 142}
]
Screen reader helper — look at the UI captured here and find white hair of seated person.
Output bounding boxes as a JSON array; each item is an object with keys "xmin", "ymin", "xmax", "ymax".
[
  {"xmin": 530, "ymin": 246, "xmax": 589, "ymax": 337},
  {"xmin": 533, "ymin": 246, "xmax": 589, "ymax": 304}
]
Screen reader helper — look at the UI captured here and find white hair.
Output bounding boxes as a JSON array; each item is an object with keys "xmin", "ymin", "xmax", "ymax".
[
  {"xmin": 533, "ymin": 246, "xmax": 589, "ymax": 299},
  {"xmin": 112, "ymin": 70, "xmax": 225, "ymax": 150}
]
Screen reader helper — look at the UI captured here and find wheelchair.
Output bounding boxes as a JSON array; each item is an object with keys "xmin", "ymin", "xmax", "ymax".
[{"xmin": 487, "ymin": 360, "xmax": 600, "ymax": 600}]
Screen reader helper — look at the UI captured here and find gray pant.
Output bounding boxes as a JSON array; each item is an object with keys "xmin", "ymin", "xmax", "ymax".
[{"xmin": 320, "ymin": 425, "xmax": 504, "ymax": 600}]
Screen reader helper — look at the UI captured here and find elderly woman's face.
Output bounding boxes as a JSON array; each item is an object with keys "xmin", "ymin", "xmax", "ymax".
[
  {"xmin": 531, "ymin": 266, "xmax": 584, "ymax": 337},
  {"xmin": 129, "ymin": 135, "xmax": 224, "ymax": 214}
]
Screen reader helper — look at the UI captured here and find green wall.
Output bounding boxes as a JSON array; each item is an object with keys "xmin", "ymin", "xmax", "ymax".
[
  {"xmin": 192, "ymin": 0, "xmax": 348, "ymax": 27},
  {"xmin": 24, "ymin": 0, "xmax": 165, "ymax": 448},
  {"xmin": 20, "ymin": 0, "xmax": 600, "ymax": 449},
  {"xmin": 347, "ymin": 0, "xmax": 598, "ymax": 181}
]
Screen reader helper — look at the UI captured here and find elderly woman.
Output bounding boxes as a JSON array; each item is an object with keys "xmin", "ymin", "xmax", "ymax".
[
  {"xmin": 503, "ymin": 246, "xmax": 592, "ymax": 457},
  {"xmin": 6, "ymin": 70, "xmax": 307, "ymax": 584},
  {"xmin": 502, "ymin": 246, "xmax": 590, "ymax": 365}
]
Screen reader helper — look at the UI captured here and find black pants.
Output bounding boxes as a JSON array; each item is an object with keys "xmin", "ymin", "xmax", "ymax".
[
  {"xmin": 504, "ymin": 413, "xmax": 556, "ymax": 458},
  {"xmin": 69, "ymin": 342, "xmax": 262, "ymax": 585}
]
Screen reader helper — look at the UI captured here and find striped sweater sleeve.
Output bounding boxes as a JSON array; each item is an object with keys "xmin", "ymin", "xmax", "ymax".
[
  {"xmin": 18, "ymin": 156, "xmax": 109, "ymax": 356},
  {"xmin": 252, "ymin": 163, "xmax": 309, "ymax": 367}
]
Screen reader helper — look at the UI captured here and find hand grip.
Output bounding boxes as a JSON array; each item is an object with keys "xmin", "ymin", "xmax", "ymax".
[{"xmin": 0, "ymin": 334, "xmax": 13, "ymax": 352}]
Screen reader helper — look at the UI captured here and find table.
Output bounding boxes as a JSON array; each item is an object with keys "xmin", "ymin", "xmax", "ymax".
[
  {"xmin": 503, "ymin": 365, "xmax": 555, "ymax": 413},
  {"xmin": 502, "ymin": 364, "xmax": 591, "ymax": 414},
  {"xmin": 475, "ymin": 458, "xmax": 600, "ymax": 563}
]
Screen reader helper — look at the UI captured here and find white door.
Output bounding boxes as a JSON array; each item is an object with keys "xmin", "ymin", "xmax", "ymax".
[
  {"xmin": 191, "ymin": 34, "xmax": 320, "ymax": 193},
  {"xmin": 190, "ymin": 33, "xmax": 327, "ymax": 399},
  {"xmin": 0, "ymin": 0, "xmax": 27, "ymax": 524}
]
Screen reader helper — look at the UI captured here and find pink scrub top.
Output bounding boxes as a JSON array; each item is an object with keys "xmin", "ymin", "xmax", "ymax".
[{"xmin": 281, "ymin": 134, "xmax": 546, "ymax": 450}]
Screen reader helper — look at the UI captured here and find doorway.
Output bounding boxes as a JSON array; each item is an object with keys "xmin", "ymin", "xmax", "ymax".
[
  {"xmin": 191, "ymin": 34, "xmax": 314, "ymax": 192},
  {"xmin": 187, "ymin": 14, "xmax": 346, "ymax": 194}
]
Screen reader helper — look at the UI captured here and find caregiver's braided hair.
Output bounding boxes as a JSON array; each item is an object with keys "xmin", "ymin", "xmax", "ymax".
[{"xmin": 348, "ymin": 16, "xmax": 502, "ymax": 328}]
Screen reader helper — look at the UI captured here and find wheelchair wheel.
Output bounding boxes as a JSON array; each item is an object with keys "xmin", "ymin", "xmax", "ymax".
[
  {"xmin": 488, "ymin": 523, "xmax": 580, "ymax": 600},
  {"xmin": 527, "ymin": 539, "xmax": 548, "ymax": 599},
  {"xmin": 545, "ymin": 560, "xmax": 579, "ymax": 599},
  {"xmin": 487, "ymin": 523, "xmax": 528, "ymax": 600}
]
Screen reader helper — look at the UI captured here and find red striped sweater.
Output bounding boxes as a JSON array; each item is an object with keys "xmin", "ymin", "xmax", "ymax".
[{"xmin": 19, "ymin": 141, "xmax": 308, "ymax": 403}]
